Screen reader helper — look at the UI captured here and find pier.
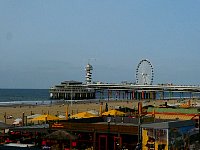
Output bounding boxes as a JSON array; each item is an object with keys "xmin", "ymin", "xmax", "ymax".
[
  {"xmin": 49, "ymin": 82, "xmax": 200, "ymax": 100},
  {"xmin": 49, "ymin": 61, "xmax": 200, "ymax": 100}
]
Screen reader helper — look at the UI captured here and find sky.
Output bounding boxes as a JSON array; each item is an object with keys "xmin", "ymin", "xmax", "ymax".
[{"xmin": 0, "ymin": 1, "xmax": 200, "ymax": 89}]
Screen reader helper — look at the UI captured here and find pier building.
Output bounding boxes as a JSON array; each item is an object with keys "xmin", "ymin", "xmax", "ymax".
[
  {"xmin": 49, "ymin": 80, "xmax": 95, "ymax": 100},
  {"xmin": 50, "ymin": 63, "xmax": 96, "ymax": 100}
]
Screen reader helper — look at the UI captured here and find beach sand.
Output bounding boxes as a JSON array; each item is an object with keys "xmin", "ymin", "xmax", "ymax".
[{"xmin": 0, "ymin": 99, "xmax": 197, "ymax": 125}]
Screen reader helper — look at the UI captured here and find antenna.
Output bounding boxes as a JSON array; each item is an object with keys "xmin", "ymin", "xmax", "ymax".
[{"xmin": 88, "ymin": 58, "xmax": 96, "ymax": 64}]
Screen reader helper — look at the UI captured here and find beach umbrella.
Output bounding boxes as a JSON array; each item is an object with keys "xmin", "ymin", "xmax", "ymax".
[
  {"xmin": 31, "ymin": 114, "xmax": 59, "ymax": 121},
  {"xmin": 13, "ymin": 118, "xmax": 22, "ymax": 125},
  {"xmin": 70, "ymin": 111, "xmax": 97, "ymax": 119},
  {"xmin": 102, "ymin": 109, "xmax": 126, "ymax": 116}
]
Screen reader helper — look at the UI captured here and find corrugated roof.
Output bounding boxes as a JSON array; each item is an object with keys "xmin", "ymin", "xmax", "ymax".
[
  {"xmin": 141, "ymin": 120, "xmax": 195, "ymax": 129},
  {"xmin": 11, "ymin": 124, "xmax": 49, "ymax": 131}
]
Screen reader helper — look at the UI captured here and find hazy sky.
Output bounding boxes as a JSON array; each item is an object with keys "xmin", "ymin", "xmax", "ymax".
[{"xmin": 0, "ymin": 1, "xmax": 200, "ymax": 89}]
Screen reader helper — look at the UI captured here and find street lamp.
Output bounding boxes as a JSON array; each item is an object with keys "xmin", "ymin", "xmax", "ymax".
[
  {"xmin": 107, "ymin": 115, "xmax": 111, "ymax": 150},
  {"xmin": 138, "ymin": 115, "xmax": 141, "ymax": 143},
  {"xmin": 199, "ymin": 112, "xmax": 200, "ymax": 143},
  {"xmin": 107, "ymin": 115, "xmax": 111, "ymax": 128},
  {"xmin": 136, "ymin": 116, "xmax": 142, "ymax": 150},
  {"xmin": 71, "ymin": 88, "xmax": 73, "ymax": 106},
  {"xmin": 138, "ymin": 102, "xmax": 142, "ymax": 143}
]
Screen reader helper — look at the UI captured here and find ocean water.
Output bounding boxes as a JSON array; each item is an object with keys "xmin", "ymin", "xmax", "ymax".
[
  {"xmin": 0, "ymin": 89, "xmax": 51, "ymax": 106},
  {"xmin": 0, "ymin": 89, "xmax": 98, "ymax": 106}
]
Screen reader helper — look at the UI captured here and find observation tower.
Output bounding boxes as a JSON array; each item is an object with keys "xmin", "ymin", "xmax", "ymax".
[{"xmin": 85, "ymin": 63, "xmax": 93, "ymax": 84}]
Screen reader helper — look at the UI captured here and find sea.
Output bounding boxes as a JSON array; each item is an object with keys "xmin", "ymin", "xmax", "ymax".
[
  {"xmin": 0, "ymin": 89, "xmax": 51, "ymax": 106},
  {"xmin": 0, "ymin": 89, "xmax": 199, "ymax": 106},
  {"xmin": 0, "ymin": 89, "xmax": 102, "ymax": 106}
]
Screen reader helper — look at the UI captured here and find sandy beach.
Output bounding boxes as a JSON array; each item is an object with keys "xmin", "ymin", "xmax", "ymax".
[{"xmin": 0, "ymin": 99, "xmax": 198, "ymax": 125}]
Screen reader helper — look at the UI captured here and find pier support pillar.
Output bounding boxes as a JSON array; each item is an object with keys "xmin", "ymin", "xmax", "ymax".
[
  {"xmin": 115, "ymin": 91, "xmax": 117, "ymax": 100},
  {"xmin": 132, "ymin": 90, "xmax": 135, "ymax": 100},
  {"xmin": 142, "ymin": 91, "xmax": 144, "ymax": 99},
  {"xmin": 101, "ymin": 90, "xmax": 104, "ymax": 99},
  {"xmin": 107, "ymin": 90, "xmax": 110, "ymax": 101}
]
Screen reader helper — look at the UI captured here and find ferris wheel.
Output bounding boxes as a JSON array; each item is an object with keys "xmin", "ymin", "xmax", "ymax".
[{"xmin": 136, "ymin": 59, "xmax": 154, "ymax": 85}]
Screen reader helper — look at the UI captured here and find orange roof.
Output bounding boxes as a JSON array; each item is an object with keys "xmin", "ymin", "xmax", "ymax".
[{"xmin": 154, "ymin": 114, "xmax": 194, "ymax": 120}]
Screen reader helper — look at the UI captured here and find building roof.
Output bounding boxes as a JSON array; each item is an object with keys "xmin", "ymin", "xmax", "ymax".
[
  {"xmin": 10, "ymin": 124, "xmax": 49, "ymax": 133},
  {"xmin": 154, "ymin": 114, "xmax": 194, "ymax": 120},
  {"xmin": 61, "ymin": 80, "xmax": 82, "ymax": 85},
  {"xmin": 141, "ymin": 120, "xmax": 195, "ymax": 129},
  {"xmin": 147, "ymin": 107, "xmax": 200, "ymax": 114},
  {"xmin": 0, "ymin": 121, "xmax": 12, "ymax": 129}
]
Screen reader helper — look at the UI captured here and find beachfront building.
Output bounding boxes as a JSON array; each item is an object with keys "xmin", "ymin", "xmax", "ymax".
[
  {"xmin": 48, "ymin": 116, "xmax": 156, "ymax": 150},
  {"xmin": 141, "ymin": 120, "xmax": 195, "ymax": 150},
  {"xmin": 8, "ymin": 117, "xmax": 140, "ymax": 149},
  {"xmin": 49, "ymin": 80, "xmax": 95, "ymax": 100},
  {"xmin": 5, "ymin": 102, "xmax": 200, "ymax": 150},
  {"xmin": 146, "ymin": 107, "xmax": 200, "ymax": 128}
]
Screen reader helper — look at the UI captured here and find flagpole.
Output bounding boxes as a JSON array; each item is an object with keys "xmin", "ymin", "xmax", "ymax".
[{"xmin": 71, "ymin": 88, "xmax": 73, "ymax": 106}]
